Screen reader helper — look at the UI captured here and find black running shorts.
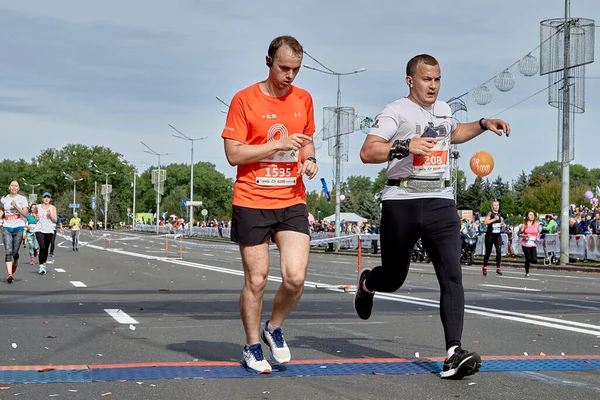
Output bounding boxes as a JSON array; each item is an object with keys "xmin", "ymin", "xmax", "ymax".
[{"xmin": 231, "ymin": 204, "xmax": 309, "ymax": 245}]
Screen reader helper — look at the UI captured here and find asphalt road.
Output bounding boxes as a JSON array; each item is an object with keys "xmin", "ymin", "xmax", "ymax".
[{"xmin": 0, "ymin": 229, "xmax": 598, "ymax": 400}]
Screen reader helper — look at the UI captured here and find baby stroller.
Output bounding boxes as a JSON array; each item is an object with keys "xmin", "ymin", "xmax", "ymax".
[{"xmin": 540, "ymin": 233, "xmax": 558, "ymax": 266}]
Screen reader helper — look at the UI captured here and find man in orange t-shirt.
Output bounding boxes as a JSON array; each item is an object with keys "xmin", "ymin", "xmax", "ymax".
[{"xmin": 222, "ymin": 35, "xmax": 318, "ymax": 374}]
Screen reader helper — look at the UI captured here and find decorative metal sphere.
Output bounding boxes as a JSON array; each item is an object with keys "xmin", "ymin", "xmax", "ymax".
[
  {"xmin": 472, "ymin": 85, "xmax": 492, "ymax": 106},
  {"xmin": 518, "ymin": 54, "xmax": 539, "ymax": 77},
  {"xmin": 448, "ymin": 97, "xmax": 467, "ymax": 115},
  {"xmin": 494, "ymin": 70, "xmax": 515, "ymax": 92}
]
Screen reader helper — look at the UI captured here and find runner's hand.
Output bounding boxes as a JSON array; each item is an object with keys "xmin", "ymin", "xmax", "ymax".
[
  {"xmin": 278, "ymin": 134, "xmax": 312, "ymax": 151},
  {"xmin": 11, "ymin": 200, "xmax": 17, "ymax": 208},
  {"xmin": 409, "ymin": 136, "xmax": 437, "ymax": 156},
  {"xmin": 298, "ymin": 158, "xmax": 318, "ymax": 180},
  {"xmin": 482, "ymin": 118, "xmax": 510, "ymax": 137}
]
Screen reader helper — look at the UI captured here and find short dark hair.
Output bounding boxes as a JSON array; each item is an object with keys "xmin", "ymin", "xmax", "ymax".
[
  {"xmin": 406, "ymin": 54, "xmax": 439, "ymax": 77},
  {"xmin": 268, "ymin": 35, "xmax": 303, "ymax": 61}
]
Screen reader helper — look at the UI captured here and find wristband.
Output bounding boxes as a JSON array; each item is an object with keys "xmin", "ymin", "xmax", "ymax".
[
  {"xmin": 306, "ymin": 157, "xmax": 317, "ymax": 164},
  {"xmin": 479, "ymin": 118, "xmax": 488, "ymax": 131},
  {"xmin": 388, "ymin": 139, "xmax": 411, "ymax": 161}
]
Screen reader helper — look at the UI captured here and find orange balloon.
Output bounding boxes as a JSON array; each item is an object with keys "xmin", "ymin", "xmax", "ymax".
[{"xmin": 470, "ymin": 151, "xmax": 494, "ymax": 177}]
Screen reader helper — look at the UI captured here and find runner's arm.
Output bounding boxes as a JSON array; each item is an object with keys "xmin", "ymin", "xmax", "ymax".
[
  {"xmin": 224, "ymin": 135, "xmax": 311, "ymax": 166},
  {"xmin": 451, "ymin": 118, "xmax": 510, "ymax": 144},
  {"xmin": 483, "ymin": 212, "xmax": 497, "ymax": 225},
  {"xmin": 224, "ymin": 138, "xmax": 282, "ymax": 166},
  {"xmin": 360, "ymin": 135, "xmax": 394, "ymax": 164}
]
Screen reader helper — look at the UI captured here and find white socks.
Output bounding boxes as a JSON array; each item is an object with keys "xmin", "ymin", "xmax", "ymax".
[{"xmin": 447, "ymin": 345, "xmax": 458, "ymax": 359}]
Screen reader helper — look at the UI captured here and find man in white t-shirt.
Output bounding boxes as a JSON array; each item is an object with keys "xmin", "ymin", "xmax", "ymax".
[{"xmin": 354, "ymin": 54, "xmax": 510, "ymax": 380}]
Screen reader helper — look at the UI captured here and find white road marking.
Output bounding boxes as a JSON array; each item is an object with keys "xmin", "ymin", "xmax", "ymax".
[
  {"xmin": 331, "ymin": 261, "xmax": 351, "ymax": 264},
  {"xmin": 54, "ymin": 268, "xmax": 66, "ymax": 273},
  {"xmin": 480, "ymin": 284, "xmax": 541, "ymax": 292},
  {"xmin": 104, "ymin": 309, "xmax": 139, "ymax": 324},
  {"xmin": 499, "ymin": 276, "xmax": 540, "ymax": 281},
  {"xmin": 202, "ymin": 254, "xmax": 215, "ymax": 257},
  {"xmin": 70, "ymin": 281, "xmax": 87, "ymax": 287},
  {"xmin": 223, "ymin": 251, "xmax": 233, "ymax": 254},
  {"xmin": 88, "ymin": 244, "xmax": 600, "ymax": 337}
]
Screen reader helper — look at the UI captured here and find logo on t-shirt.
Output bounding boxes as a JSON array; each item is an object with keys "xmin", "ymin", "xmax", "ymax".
[{"xmin": 267, "ymin": 124, "xmax": 289, "ymax": 142}]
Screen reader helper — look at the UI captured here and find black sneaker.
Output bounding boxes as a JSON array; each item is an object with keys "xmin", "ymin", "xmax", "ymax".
[
  {"xmin": 353, "ymin": 268, "xmax": 374, "ymax": 320},
  {"xmin": 440, "ymin": 348, "xmax": 482, "ymax": 379}
]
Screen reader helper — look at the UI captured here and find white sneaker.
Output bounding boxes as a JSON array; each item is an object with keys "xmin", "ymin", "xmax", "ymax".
[
  {"xmin": 38, "ymin": 265, "xmax": 46, "ymax": 275},
  {"xmin": 241, "ymin": 344, "xmax": 271, "ymax": 374},
  {"xmin": 525, "ymin": 273, "xmax": 530, "ymax": 278},
  {"xmin": 261, "ymin": 321, "xmax": 291, "ymax": 364}
]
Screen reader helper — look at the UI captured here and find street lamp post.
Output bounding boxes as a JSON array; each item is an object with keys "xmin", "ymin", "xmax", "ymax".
[
  {"xmin": 64, "ymin": 173, "xmax": 83, "ymax": 216},
  {"xmin": 22, "ymin": 178, "xmax": 41, "ymax": 204},
  {"xmin": 216, "ymin": 96, "xmax": 230, "ymax": 113},
  {"xmin": 141, "ymin": 141, "xmax": 171, "ymax": 234},
  {"xmin": 303, "ymin": 54, "xmax": 366, "ymax": 250},
  {"xmin": 92, "ymin": 163, "xmax": 116, "ymax": 231},
  {"xmin": 168, "ymin": 124, "xmax": 208, "ymax": 237}
]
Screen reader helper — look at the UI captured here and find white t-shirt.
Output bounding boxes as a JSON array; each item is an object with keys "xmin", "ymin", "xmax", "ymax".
[
  {"xmin": 1, "ymin": 194, "xmax": 28, "ymax": 228},
  {"xmin": 367, "ymin": 97, "xmax": 457, "ymax": 201}
]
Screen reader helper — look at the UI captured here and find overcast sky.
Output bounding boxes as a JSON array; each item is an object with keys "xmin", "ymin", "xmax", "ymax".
[{"xmin": 1, "ymin": 0, "xmax": 599, "ymax": 193}]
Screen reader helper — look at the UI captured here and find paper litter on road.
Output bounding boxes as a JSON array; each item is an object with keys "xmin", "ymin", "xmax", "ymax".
[
  {"xmin": 11, "ymin": 343, "xmax": 17, "ymax": 349},
  {"xmin": 129, "ymin": 324, "xmax": 136, "ymax": 331}
]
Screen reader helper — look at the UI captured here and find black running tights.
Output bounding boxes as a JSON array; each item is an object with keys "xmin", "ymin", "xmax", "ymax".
[
  {"xmin": 364, "ymin": 198, "xmax": 464, "ymax": 350},
  {"xmin": 483, "ymin": 233, "xmax": 502, "ymax": 269}
]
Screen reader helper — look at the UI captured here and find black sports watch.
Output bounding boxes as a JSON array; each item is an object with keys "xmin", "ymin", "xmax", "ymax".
[
  {"xmin": 388, "ymin": 139, "xmax": 411, "ymax": 161},
  {"xmin": 306, "ymin": 156, "xmax": 317, "ymax": 164}
]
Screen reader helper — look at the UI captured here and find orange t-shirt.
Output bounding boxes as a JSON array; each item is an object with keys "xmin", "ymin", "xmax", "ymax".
[{"xmin": 222, "ymin": 83, "xmax": 315, "ymax": 209}]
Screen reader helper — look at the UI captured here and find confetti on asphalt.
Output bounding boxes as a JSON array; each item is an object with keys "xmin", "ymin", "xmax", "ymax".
[
  {"xmin": 415, "ymin": 352, "xmax": 420, "ymax": 358},
  {"xmin": 320, "ymin": 366, "xmax": 327, "ymax": 369},
  {"xmin": 11, "ymin": 343, "xmax": 17, "ymax": 349},
  {"xmin": 0, "ymin": 386, "xmax": 9, "ymax": 390},
  {"xmin": 45, "ymin": 335, "xmax": 57, "ymax": 339},
  {"xmin": 101, "ymin": 393, "xmax": 112, "ymax": 397},
  {"xmin": 523, "ymin": 352, "xmax": 529, "ymax": 356},
  {"xmin": 540, "ymin": 352, "xmax": 546, "ymax": 356},
  {"xmin": 129, "ymin": 325, "xmax": 136, "ymax": 331},
  {"xmin": 561, "ymin": 352, "xmax": 565, "ymax": 355},
  {"xmin": 468, "ymin": 382, "xmax": 477, "ymax": 386}
]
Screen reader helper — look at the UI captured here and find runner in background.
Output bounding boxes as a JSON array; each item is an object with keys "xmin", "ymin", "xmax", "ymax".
[
  {"xmin": 69, "ymin": 212, "xmax": 82, "ymax": 251},
  {"xmin": 222, "ymin": 35, "xmax": 317, "ymax": 374},
  {"xmin": 35, "ymin": 192, "xmax": 58, "ymax": 275},
  {"xmin": 26, "ymin": 203, "xmax": 39, "ymax": 265},
  {"xmin": 49, "ymin": 214, "xmax": 63, "ymax": 258},
  {"xmin": 518, "ymin": 210, "xmax": 540, "ymax": 278},
  {"xmin": 482, "ymin": 201, "xmax": 504, "ymax": 276},
  {"xmin": 1, "ymin": 179, "xmax": 29, "ymax": 283}
]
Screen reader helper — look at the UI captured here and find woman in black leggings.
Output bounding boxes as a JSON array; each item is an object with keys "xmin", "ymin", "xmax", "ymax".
[{"xmin": 482, "ymin": 201, "xmax": 503, "ymax": 276}]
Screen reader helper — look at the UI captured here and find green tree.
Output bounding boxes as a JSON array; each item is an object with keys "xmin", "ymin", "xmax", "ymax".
[
  {"xmin": 455, "ymin": 169, "xmax": 468, "ymax": 208},
  {"xmin": 373, "ymin": 168, "xmax": 387, "ymax": 197},
  {"xmin": 461, "ymin": 177, "xmax": 484, "ymax": 210},
  {"xmin": 530, "ymin": 161, "xmax": 560, "ymax": 187},
  {"xmin": 340, "ymin": 176, "xmax": 373, "ymax": 214}
]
